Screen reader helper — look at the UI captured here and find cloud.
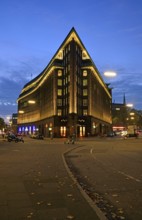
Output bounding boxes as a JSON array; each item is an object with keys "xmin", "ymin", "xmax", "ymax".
[
  {"xmin": 0, "ymin": 51, "xmax": 53, "ymax": 119},
  {"xmin": 0, "ymin": 56, "xmax": 45, "ymax": 118},
  {"xmin": 0, "ymin": 75, "xmax": 24, "ymax": 120},
  {"xmin": 101, "ymin": 65, "xmax": 142, "ymax": 109},
  {"xmin": 112, "ymin": 71, "xmax": 142, "ymax": 109}
]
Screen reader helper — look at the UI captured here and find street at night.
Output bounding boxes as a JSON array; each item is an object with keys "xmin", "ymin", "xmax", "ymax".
[
  {"xmin": 65, "ymin": 137, "xmax": 142, "ymax": 220},
  {"xmin": 0, "ymin": 137, "xmax": 142, "ymax": 220}
]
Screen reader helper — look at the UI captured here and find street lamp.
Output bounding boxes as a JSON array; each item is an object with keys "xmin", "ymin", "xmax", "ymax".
[
  {"xmin": 103, "ymin": 70, "xmax": 117, "ymax": 91},
  {"xmin": 104, "ymin": 71, "xmax": 117, "ymax": 77},
  {"xmin": 126, "ymin": 103, "xmax": 133, "ymax": 108}
]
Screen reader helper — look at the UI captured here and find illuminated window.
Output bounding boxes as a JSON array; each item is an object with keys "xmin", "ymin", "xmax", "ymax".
[
  {"xmin": 83, "ymin": 79, "xmax": 87, "ymax": 86},
  {"xmin": 58, "ymin": 79, "xmax": 62, "ymax": 86},
  {"xmin": 83, "ymin": 89, "xmax": 88, "ymax": 96},
  {"xmin": 57, "ymin": 109, "xmax": 62, "ymax": 116},
  {"xmin": 58, "ymin": 51, "xmax": 63, "ymax": 59},
  {"xmin": 83, "ymin": 110, "xmax": 87, "ymax": 115},
  {"xmin": 83, "ymin": 70, "xmax": 87, "ymax": 77},
  {"xmin": 58, "ymin": 89, "xmax": 62, "ymax": 96},
  {"xmin": 130, "ymin": 112, "xmax": 135, "ymax": 115},
  {"xmin": 82, "ymin": 51, "xmax": 87, "ymax": 59},
  {"xmin": 80, "ymin": 126, "xmax": 85, "ymax": 137},
  {"xmin": 60, "ymin": 126, "xmax": 66, "ymax": 137},
  {"xmin": 58, "ymin": 70, "xmax": 62, "ymax": 76}
]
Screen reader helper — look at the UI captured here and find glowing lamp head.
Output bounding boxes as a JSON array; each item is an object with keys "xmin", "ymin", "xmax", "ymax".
[
  {"xmin": 104, "ymin": 71, "xmax": 117, "ymax": 77},
  {"xmin": 126, "ymin": 104, "xmax": 133, "ymax": 108}
]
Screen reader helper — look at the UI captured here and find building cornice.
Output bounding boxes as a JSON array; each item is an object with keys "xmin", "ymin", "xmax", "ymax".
[
  {"xmin": 17, "ymin": 65, "xmax": 63, "ymax": 101},
  {"xmin": 82, "ymin": 66, "xmax": 111, "ymax": 98}
]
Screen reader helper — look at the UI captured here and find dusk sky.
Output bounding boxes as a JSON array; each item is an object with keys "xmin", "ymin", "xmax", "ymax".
[{"xmin": 0, "ymin": 0, "xmax": 142, "ymax": 121}]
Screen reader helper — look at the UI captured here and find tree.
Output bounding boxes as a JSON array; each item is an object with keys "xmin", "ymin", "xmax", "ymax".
[{"xmin": 0, "ymin": 117, "xmax": 5, "ymax": 130}]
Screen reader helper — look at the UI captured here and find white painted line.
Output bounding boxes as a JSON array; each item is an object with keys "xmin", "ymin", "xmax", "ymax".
[{"xmin": 90, "ymin": 147, "xmax": 141, "ymax": 183}]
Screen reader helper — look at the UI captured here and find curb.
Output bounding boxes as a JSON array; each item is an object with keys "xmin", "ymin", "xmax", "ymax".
[{"xmin": 62, "ymin": 145, "xmax": 107, "ymax": 220}]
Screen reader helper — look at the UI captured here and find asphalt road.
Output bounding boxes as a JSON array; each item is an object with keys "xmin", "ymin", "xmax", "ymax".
[
  {"xmin": 65, "ymin": 137, "xmax": 142, "ymax": 220},
  {"xmin": 0, "ymin": 136, "xmax": 142, "ymax": 220},
  {"xmin": 0, "ymin": 137, "xmax": 101, "ymax": 220}
]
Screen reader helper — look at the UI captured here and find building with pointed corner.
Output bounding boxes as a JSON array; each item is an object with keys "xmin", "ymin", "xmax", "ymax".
[{"xmin": 17, "ymin": 27, "xmax": 112, "ymax": 137}]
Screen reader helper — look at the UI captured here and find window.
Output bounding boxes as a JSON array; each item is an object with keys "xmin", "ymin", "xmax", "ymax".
[
  {"xmin": 83, "ymin": 70, "xmax": 87, "ymax": 77},
  {"xmin": 83, "ymin": 110, "xmax": 88, "ymax": 115},
  {"xmin": 80, "ymin": 126, "xmax": 85, "ymax": 137},
  {"xmin": 60, "ymin": 126, "xmax": 66, "ymax": 137},
  {"xmin": 57, "ymin": 109, "xmax": 62, "ymax": 116},
  {"xmin": 82, "ymin": 51, "xmax": 87, "ymax": 59},
  {"xmin": 58, "ymin": 89, "xmax": 62, "ymax": 96},
  {"xmin": 58, "ymin": 79, "xmax": 62, "ymax": 86},
  {"xmin": 68, "ymin": 44, "xmax": 70, "ymax": 51},
  {"xmin": 83, "ymin": 79, "xmax": 87, "ymax": 86},
  {"xmin": 83, "ymin": 89, "xmax": 88, "ymax": 96},
  {"xmin": 58, "ymin": 70, "xmax": 62, "ymax": 76},
  {"xmin": 68, "ymin": 75, "xmax": 70, "ymax": 82},
  {"xmin": 57, "ymin": 99, "xmax": 62, "ymax": 106},
  {"xmin": 83, "ymin": 99, "xmax": 88, "ymax": 106}
]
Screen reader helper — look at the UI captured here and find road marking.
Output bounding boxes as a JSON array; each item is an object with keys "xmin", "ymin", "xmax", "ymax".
[
  {"xmin": 118, "ymin": 171, "xmax": 141, "ymax": 182},
  {"xmin": 90, "ymin": 147, "xmax": 141, "ymax": 183}
]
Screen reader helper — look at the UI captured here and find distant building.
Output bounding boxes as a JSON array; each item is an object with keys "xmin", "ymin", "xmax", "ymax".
[
  {"xmin": 17, "ymin": 27, "xmax": 112, "ymax": 137},
  {"xmin": 12, "ymin": 113, "xmax": 18, "ymax": 126},
  {"xmin": 112, "ymin": 95, "xmax": 128, "ymax": 131},
  {"xmin": 11, "ymin": 113, "xmax": 18, "ymax": 133}
]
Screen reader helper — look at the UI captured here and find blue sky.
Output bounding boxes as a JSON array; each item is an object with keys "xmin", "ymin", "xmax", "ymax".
[{"xmin": 0, "ymin": 0, "xmax": 142, "ymax": 121}]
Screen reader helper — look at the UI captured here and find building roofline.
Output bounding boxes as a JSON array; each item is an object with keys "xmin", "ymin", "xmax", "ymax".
[{"xmin": 18, "ymin": 27, "xmax": 110, "ymax": 101}]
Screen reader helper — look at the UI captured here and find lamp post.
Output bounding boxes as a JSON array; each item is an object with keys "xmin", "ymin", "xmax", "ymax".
[{"xmin": 103, "ymin": 71, "xmax": 117, "ymax": 133}]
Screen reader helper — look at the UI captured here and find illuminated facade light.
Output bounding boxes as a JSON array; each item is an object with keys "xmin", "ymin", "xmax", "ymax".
[
  {"xmin": 19, "ymin": 110, "xmax": 24, "ymax": 114},
  {"xmin": 28, "ymin": 100, "xmax": 36, "ymax": 104}
]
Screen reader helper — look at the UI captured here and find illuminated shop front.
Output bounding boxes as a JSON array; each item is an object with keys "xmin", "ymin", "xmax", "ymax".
[{"xmin": 18, "ymin": 125, "xmax": 36, "ymax": 135}]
